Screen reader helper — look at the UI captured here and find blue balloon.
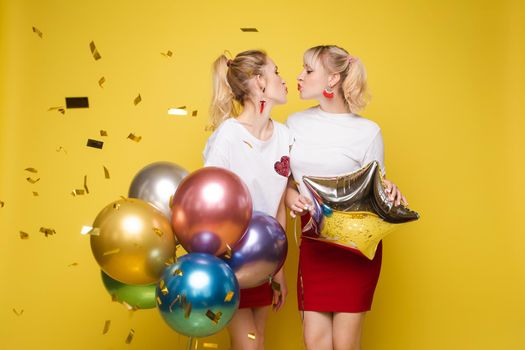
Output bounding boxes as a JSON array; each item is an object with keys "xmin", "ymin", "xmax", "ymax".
[{"xmin": 156, "ymin": 253, "xmax": 239, "ymax": 337}]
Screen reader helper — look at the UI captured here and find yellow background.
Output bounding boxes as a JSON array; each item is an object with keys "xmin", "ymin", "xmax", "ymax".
[{"xmin": 1, "ymin": 0, "xmax": 524, "ymax": 349}]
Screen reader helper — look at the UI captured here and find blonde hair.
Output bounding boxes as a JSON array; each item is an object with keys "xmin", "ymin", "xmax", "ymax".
[
  {"xmin": 209, "ymin": 50, "xmax": 267, "ymax": 130},
  {"xmin": 304, "ymin": 45, "xmax": 369, "ymax": 113}
]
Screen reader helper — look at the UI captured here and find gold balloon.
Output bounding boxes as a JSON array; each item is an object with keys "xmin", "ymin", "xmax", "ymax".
[{"xmin": 91, "ymin": 198, "xmax": 176, "ymax": 285}]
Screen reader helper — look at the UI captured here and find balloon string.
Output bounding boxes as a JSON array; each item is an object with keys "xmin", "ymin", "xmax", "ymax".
[
  {"xmin": 293, "ymin": 216, "xmax": 299, "ymax": 247},
  {"xmin": 186, "ymin": 336, "xmax": 194, "ymax": 350}
]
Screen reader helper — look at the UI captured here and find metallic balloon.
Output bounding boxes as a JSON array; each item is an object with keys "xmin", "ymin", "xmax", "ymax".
[
  {"xmin": 171, "ymin": 167, "xmax": 252, "ymax": 256},
  {"xmin": 128, "ymin": 162, "xmax": 188, "ymax": 220},
  {"xmin": 224, "ymin": 211, "xmax": 288, "ymax": 288},
  {"xmin": 91, "ymin": 198, "xmax": 176, "ymax": 285},
  {"xmin": 156, "ymin": 253, "xmax": 240, "ymax": 337},
  {"xmin": 101, "ymin": 271, "xmax": 156, "ymax": 309},
  {"xmin": 302, "ymin": 161, "xmax": 420, "ymax": 259}
]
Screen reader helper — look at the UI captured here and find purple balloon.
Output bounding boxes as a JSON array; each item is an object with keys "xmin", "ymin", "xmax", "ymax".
[
  {"xmin": 224, "ymin": 211, "xmax": 288, "ymax": 288},
  {"xmin": 190, "ymin": 231, "xmax": 222, "ymax": 255}
]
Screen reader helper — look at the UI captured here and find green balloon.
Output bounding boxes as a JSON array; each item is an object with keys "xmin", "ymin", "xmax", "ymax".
[{"xmin": 101, "ymin": 271, "xmax": 156, "ymax": 309}]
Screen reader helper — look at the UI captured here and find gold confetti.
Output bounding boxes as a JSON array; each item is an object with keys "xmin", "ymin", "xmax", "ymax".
[
  {"xmin": 161, "ymin": 50, "xmax": 173, "ymax": 57},
  {"xmin": 206, "ymin": 310, "xmax": 222, "ymax": 324},
  {"xmin": 169, "ymin": 194, "xmax": 174, "ymax": 208},
  {"xmin": 125, "ymin": 329, "xmax": 135, "ymax": 344},
  {"xmin": 89, "ymin": 41, "xmax": 101, "ymax": 60},
  {"xmin": 84, "ymin": 175, "xmax": 89, "ymax": 194},
  {"xmin": 243, "ymin": 140, "xmax": 253, "ymax": 149},
  {"xmin": 159, "ymin": 280, "xmax": 169, "ymax": 295},
  {"xmin": 191, "ymin": 110, "xmax": 198, "ymax": 117},
  {"xmin": 25, "ymin": 167, "xmax": 38, "ymax": 173},
  {"xmin": 39, "ymin": 227, "xmax": 56, "ymax": 237},
  {"xmin": 184, "ymin": 302, "xmax": 192, "ymax": 319},
  {"xmin": 56, "ymin": 146, "xmax": 67, "ymax": 154},
  {"xmin": 111, "ymin": 294, "xmax": 118, "ymax": 302},
  {"xmin": 164, "ymin": 257, "xmax": 175, "ymax": 266},
  {"xmin": 122, "ymin": 301, "xmax": 135, "ymax": 311},
  {"xmin": 87, "ymin": 139, "xmax": 103, "ymax": 149},
  {"xmin": 153, "ymin": 227, "xmax": 163, "ymax": 237},
  {"xmin": 26, "ymin": 177, "xmax": 40, "ymax": 184},
  {"xmin": 224, "ymin": 244, "xmax": 232, "ymax": 259},
  {"xmin": 32, "ymin": 191, "xmax": 39, "ymax": 197},
  {"xmin": 0, "ymin": 201, "xmax": 4, "ymax": 208},
  {"xmin": 102, "ymin": 320, "xmax": 111, "ymax": 334},
  {"xmin": 48, "ymin": 106, "xmax": 65, "ymax": 114},
  {"xmin": 156, "ymin": 296, "xmax": 162, "ymax": 305},
  {"xmin": 103, "ymin": 166, "xmax": 110, "ymax": 179},
  {"xmin": 113, "ymin": 203, "xmax": 121, "ymax": 210},
  {"xmin": 19, "ymin": 231, "xmax": 29, "ymax": 240},
  {"xmin": 13, "ymin": 308, "xmax": 24, "ymax": 316},
  {"xmin": 168, "ymin": 295, "xmax": 180, "ymax": 312},
  {"xmin": 98, "ymin": 76, "xmax": 106, "ymax": 88},
  {"xmin": 71, "ymin": 189, "xmax": 85, "ymax": 196},
  {"xmin": 32, "ymin": 26, "xmax": 43, "ymax": 38},
  {"xmin": 103, "ymin": 248, "xmax": 120, "ymax": 256},
  {"xmin": 241, "ymin": 28, "xmax": 259, "ymax": 32},
  {"xmin": 203, "ymin": 343, "xmax": 219, "ymax": 349},
  {"xmin": 80, "ymin": 226, "xmax": 100, "ymax": 236},
  {"xmin": 134, "ymin": 94, "xmax": 142, "ymax": 106},
  {"xmin": 68, "ymin": 262, "xmax": 78, "ymax": 267},
  {"xmin": 248, "ymin": 333, "xmax": 256, "ymax": 340},
  {"xmin": 100, "ymin": 130, "xmax": 108, "ymax": 136},
  {"xmin": 127, "ymin": 133, "xmax": 142, "ymax": 142},
  {"xmin": 173, "ymin": 268, "xmax": 183, "ymax": 277},
  {"xmin": 224, "ymin": 291, "xmax": 234, "ymax": 302}
]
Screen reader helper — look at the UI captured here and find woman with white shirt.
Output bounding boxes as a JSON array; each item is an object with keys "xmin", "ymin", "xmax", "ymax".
[
  {"xmin": 203, "ymin": 50, "xmax": 291, "ymax": 350},
  {"xmin": 286, "ymin": 45, "xmax": 407, "ymax": 350}
]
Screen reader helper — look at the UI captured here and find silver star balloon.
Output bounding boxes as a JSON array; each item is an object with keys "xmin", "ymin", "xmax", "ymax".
[{"xmin": 302, "ymin": 161, "xmax": 419, "ymax": 259}]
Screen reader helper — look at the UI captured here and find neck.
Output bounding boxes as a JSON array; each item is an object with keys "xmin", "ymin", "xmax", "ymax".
[
  {"xmin": 318, "ymin": 94, "xmax": 350, "ymax": 114},
  {"xmin": 236, "ymin": 101, "xmax": 273, "ymax": 139}
]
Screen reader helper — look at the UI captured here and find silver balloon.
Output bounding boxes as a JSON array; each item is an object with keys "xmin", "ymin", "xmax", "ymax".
[{"xmin": 129, "ymin": 162, "xmax": 188, "ymax": 220}]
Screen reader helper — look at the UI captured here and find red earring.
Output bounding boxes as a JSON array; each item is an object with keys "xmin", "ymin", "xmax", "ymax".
[
  {"xmin": 260, "ymin": 100, "xmax": 266, "ymax": 113},
  {"xmin": 323, "ymin": 86, "xmax": 334, "ymax": 99}
]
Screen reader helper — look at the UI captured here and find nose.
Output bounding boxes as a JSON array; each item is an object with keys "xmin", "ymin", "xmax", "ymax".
[{"xmin": 297, "ymin": 73, "xmax": 304, "ymax": 82}]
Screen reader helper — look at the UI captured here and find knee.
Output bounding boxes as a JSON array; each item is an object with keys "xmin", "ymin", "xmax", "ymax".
[{"xmin": 303, "ymin": 330, "xmax": 330, "ymax": 350}]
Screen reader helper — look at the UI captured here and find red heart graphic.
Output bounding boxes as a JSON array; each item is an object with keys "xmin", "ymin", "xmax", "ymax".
[{"xmin": 274, "ymin": 156, "xmax": 290, "ymax": 177}]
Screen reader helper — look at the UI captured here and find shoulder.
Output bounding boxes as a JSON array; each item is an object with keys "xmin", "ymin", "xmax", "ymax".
[
  {"xmin": 207, "ymin": 118, "xmax": 239, "ymax": 145},
  {"xmin": 353, "ymin": 114, "xmax": 382, "ymax": 136},
  {"xmin": 286, "ymin": 106, "xmax": 318, "ymax": 127}
]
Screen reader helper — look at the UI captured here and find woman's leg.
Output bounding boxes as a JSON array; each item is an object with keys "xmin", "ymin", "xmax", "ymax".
[
  {"xmin": 228, "ymin": 308, "xmax": 258, "ymax": 350},
  {"xmin": 302, "ymin": 311, "xmax": 333, "ymax": 350},
  {"xmin": 252, "ymin": 306, "xmax": 270, "ymax": 349},
  {"xmin": 332, "ymin": 312, "xmax": 366, "ymax": 350}
]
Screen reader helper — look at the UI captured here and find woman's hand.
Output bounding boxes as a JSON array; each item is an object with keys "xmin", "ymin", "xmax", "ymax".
[
  {"xmin": 286, "ymin": 187, "xmax": 312, "ymax": 218},
  {"xmin": 383, "ymin": 178, "xmax": 408, "ymax": 206},
  {"xmin": 271, "ymin": 268, "xmax": 288, "ymax": 312}
]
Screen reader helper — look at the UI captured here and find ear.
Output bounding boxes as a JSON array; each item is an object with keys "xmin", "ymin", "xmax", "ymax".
[
  {"xmin": 328, "ymin": 73, "xmax": 341, "ymax": 88},
  {"xmin": 255, "ymin": 74, "xmax": 267, "ymax": 92}
]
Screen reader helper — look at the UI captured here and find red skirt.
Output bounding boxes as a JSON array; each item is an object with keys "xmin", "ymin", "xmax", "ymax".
[
  {"xmin": 297, "ymin": 214, "xmax": 382, "ymax": 313},
  {"xmin": 239, "ymin": 283, "xmax": 273, "ymax": 309}
]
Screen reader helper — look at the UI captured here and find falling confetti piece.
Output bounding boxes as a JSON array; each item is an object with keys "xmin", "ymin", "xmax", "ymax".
[
  {"xmin": 98, "ymin": 77, "xmax": 106, "ymax": 88},
  {"xmin": 206, "ymin": 310, "xmax": 222, "ymax": 324},
  {"xmin": 184, "ymin": 302, "xmax": 192, "ymax": 319},
  {"xmin": 224, "ymin": 244, "xmax": 232, "ymax": 259},
  {"xmin": 26, "ymin": 177, "xmax": 40, "ymax": 184},
  {"xmin": 203, "ymin": 343, "xmax": 219, "ymax": 349},
  {"xmin": 103, "ymin": 166, "xmax": 110, "ymax": 179},
  {"xmin": 48, "ymin": 106, "xmax": 66, "ymax": 114},
  {"xmin": 102, "ymin": 320, "xmax": 111, "ymax": 334},
  {"xmin": 173, "ymin": 268, "xmax": 183, "ymax": 277},
  {"xmin": 84, "ymin": 175, "xmax": 89, "ymax": 194},
  {"xmin": 224, "ymin": 291, "xmax": 234, "ymax": 302},
  {"xmin": 71, "ymin": 189, "xmax": 85, "ymax": 196},
  {"xmin": 248, "ymin": 333, "xmax": 256, "ymax": 340},
  {"xmin": 13, "ymin": 308, "xmax": 24, "ymax": 316},
  {"xmin": 19, "ymin": 231, "xmax": 29, "ymax": 239},
  {"xmin": 134, "ymin": 94, "xmax": 142, "ymax": 106},
  {"xmin": 156, "ymin": 296, "xmax": 162, "ymax": 305},
  {"xmin": 153, "ymin": 227, "xmax": 163, "ymax": 237},
  {"xmin": 127, "ymin": 133, "xmax": 142, "ymax": 143},
  {"xmin": 89, "ymin": 41, "xmax": 101, "ymax": 60},
  {"xmin": 164, "ymin": 257, "xmax": 175, "ymax": 266},
  {"xmin": 125, "ymin": 329, "xmax": 135, "ymax": 344},
  {"xmin": 113, "ymin": 203, "xmax": 121, "ymax": 210},
  {"xmin": 191, "ymin": 110, "xmax": 198, "ymax": 117},
  {"xmin": 243, "ymin": 140, "xmax": 253, "ymax": 149},
  {"xmin": 100, "ymin": 130, "xmax": 108, "ymax": 137},
  {"xmin": 66, "ymin": 97, "xmax": 89, "ymax": 109},
  {"xmin": 25, "ymin": 167, "xmax": 38, "ymax": 173},
  {"xmin": 32, "ymin": 191, "xmax": 39, "ymax": 196},
  {"xmin": 240, "ymin": 28, "xmax": 259, "ymax": 32},
  {"xmin": 87, "ymin": 139, "xmax": 104, "ymax": 149},
  {"xmin": 168, "ymin": 295, "xmax": 180, "ymax": 312},
  {"xmin": 167, "ymin": 108, "xmax": 188, "ymax": 116},
  {"xmin": 161, "ymin": 50, "xmax": 173, "ymax": 57},
  {"xmin": 0, "ymin": 201, "xmax": 4, "ymax": 208},
  {"xmin": 56, "ymin": 146, "xmax": 67, "ymax": 154},
  {"xmin": 81, "ymin": 226, "xmax": 100, "ymax": 236},
  {"xmin": 159, "ymin": 280, "xmax": 169, "ymax": 295},
  {"xmin": 169, "ymin": 194, "xmax": 174, "ymax": 208},
  {"xmin": 40, "ymin": 227, "xmax": 56, "ymax": 237},
  {"xmin": 103, "ymin": 248, "xmax": 120, "ymax": 256},
  {"xmin": 68, "ymin": 262, "xmax": 78, "ymax": 267},
  {"xmin": 32, "ymin": 26, "xmax": 43, "ymax": 38}
]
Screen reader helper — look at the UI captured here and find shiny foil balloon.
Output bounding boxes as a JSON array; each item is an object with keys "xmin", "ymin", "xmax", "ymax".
[
  {"xmin": 91, "ymin": 198, "xmax": 176, "ymax": 285},
  {"xmin": 303, "ymin": 161, "xmax": 420, "ymax": 259},
  {"xmin": 224, "ymin": 211, "xmax": 288, "ymax": 288},
  {"xmin": 156, "ymin": 253, "xmax": 239, "ymax": 337},
  {"xmin": 101, "ymin": 271, "xmax": 156, "ymax": 309},
  {"xmin": 128, "ymin": 162, "xmax": 188, "ymax": 220},
  {"xmin": 171, "ymin": 167, "xmax": 252, "ymax": 256}
]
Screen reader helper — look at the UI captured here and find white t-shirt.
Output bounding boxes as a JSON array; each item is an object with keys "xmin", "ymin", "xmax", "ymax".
[
  {"xmin": 203, "ymin": 118, "xmax": 293, "ymax": 217},
  {"xmin": 286, "ymin": 106, "xmax": 385, "ymax": 199}
]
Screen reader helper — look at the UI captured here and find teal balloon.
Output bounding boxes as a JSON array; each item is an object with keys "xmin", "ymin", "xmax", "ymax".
[
  {"xmin": 101, "ymin": 271, "xmax": 156, "ymax": 309},
  {"xmin": 156, "ymin": 253, "xmax": 239, "ymax": 337}
]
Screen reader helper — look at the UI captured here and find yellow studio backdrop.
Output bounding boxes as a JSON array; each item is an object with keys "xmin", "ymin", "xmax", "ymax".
[{"xmin": 1, "ymin": 0, "xmax": 524, "ymax": 349}]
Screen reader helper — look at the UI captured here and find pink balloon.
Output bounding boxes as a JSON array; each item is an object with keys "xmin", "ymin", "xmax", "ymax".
[{"xmin": 171, "ymin": 167, "xmax": 252, "ymax": 255}]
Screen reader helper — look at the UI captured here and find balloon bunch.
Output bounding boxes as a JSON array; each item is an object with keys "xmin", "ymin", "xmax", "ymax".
[{"xmin": 89, "ymin": 164, "xmax": 288, "ymax": 339}]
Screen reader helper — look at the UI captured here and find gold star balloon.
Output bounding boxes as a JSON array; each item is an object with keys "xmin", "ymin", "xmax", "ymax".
[{"xmin": 302, "ymin": 161, "xmax": 419, "ymax": 259}]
